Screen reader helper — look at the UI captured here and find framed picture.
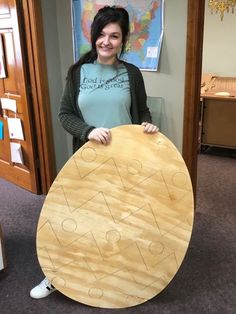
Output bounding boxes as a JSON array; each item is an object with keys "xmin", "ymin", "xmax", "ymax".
[{"xmin": 0, "ymin": 35, "xmax": 7, "ymax": 79}]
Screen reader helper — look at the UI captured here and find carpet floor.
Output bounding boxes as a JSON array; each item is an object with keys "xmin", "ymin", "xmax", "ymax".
[{"xmin": 0, "ymin": 147, "xmax": 235, "ymax": 313}]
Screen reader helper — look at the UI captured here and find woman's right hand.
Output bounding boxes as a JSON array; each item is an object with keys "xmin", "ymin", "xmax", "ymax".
[{"xmin": 88, "ymin": 128, "xmax": 111, "ymax": 145}]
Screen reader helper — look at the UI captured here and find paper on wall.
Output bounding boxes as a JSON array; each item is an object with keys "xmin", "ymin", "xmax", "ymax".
[
  {"xmin": 10, "ymin": 142, "xmax": 24, "ymax": 164},
  {"xmin": 0, "ymin": 98, "xmax": 17, "ymax": 113},
  {"xmin": 7, "ymin": 118, "xmax": 24, "ymax": 140}
]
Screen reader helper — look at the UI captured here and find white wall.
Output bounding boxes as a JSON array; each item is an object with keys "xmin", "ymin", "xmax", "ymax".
[
  {"xmin": 56, "ymin": 0, "xmax": 75, "ymax": 156},
  {"xmin": 202, "ymin": 2, "xmax": 236, "ymax": 76},
  {"xmin": 41, "ymin": 0, "xmax": 69, "ymax": 172},
  {"xmin": 41, "ymin": 0, "xmax": 188, "ymax": 172},
  {"xmin": 143, "ymin": 0, "xmax": 187, "ymax": 150}
]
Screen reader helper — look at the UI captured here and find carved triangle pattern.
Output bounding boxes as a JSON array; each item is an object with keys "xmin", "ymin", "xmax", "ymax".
[{"xmin": 37, "ymin": 125, "xmax": 194, "ymax": 308}]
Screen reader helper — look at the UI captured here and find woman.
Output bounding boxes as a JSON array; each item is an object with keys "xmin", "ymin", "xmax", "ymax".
[{"xmin": 30, "ymin": 5, "xmax": 158, "ymax": 299}]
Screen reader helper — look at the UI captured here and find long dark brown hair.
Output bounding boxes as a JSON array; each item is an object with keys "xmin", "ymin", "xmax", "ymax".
[{"xmin": 67, "ymin": 6, "xmax": 130, "ymax": 81}]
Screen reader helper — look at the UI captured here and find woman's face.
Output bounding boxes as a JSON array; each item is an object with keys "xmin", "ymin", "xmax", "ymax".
[{"xmin": 95, "ymin": 22, "xmax": 123, "ymax": 64}]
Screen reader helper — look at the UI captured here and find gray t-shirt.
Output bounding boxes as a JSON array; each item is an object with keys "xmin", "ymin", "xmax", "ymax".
[{"xmin": 78, "ymin": 62, "xmax": 131, "ymax": 128}]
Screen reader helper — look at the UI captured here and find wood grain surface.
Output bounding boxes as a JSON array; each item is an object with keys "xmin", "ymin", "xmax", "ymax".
[{"xmin": 36, "ymin": 125, "xmax": 194, "ymax": 308}]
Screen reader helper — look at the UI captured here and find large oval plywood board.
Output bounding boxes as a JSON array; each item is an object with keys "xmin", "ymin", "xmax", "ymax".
[{"xmin": 37, "ymin": 125, "xmax": 194, "ymax": 308}]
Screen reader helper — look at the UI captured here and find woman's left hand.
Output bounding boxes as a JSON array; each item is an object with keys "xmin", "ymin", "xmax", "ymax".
[{"xmin": 141, "ymin": 122, "xmax": 159, "ymax": 134}]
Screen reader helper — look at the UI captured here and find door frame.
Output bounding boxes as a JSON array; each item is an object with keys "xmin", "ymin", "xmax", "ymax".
[
  {"xmin": 183, "ymin": 0, "xmax": 205, "ymax": 196},
  {"xmin": 20, "ymin": 0, "xmax": 56, "ymax": 194}
]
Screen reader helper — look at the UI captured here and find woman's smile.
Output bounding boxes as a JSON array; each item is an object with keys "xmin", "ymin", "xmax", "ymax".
[{"xmin": 96, "ymin": 22, "xmax": 123, "ymax": 64}]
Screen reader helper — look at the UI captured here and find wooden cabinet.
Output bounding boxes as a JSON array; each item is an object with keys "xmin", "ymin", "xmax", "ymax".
[
  {"xmin": 200, "ymin": 75, "xmax": 236, "ymax": 150},
  {"xmin": 200, "ymin": 96, "xmax": 236, "ymax": 149}
]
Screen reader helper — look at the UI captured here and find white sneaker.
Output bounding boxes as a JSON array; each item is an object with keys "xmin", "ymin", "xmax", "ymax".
[{"xmin": 30, "ymin": 277, "xmax": 56, "ymax": 299}]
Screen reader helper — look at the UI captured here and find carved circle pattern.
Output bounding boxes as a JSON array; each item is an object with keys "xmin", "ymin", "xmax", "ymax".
[{"xmin": 37, "ymin": 125, "xmax": 194, "ymax": 309}]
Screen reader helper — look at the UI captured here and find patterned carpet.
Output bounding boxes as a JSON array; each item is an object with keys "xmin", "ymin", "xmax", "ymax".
[{"xmin": 0, "ymin": 148, "xmax": 235, "ymax": 313}]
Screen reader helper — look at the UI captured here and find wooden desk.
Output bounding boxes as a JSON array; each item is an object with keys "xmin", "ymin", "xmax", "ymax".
[
  {"xmin": 200, "ymin": 93, "xmax": 236, "ymax": 149},
  {"xmin": 200, "ymin": 75, "xmax": 236, "ymax": 150}
]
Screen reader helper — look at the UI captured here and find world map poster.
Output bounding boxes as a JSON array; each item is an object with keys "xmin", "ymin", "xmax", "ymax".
[{"xmin": 72, "ymin": 0, "xmax": 164, "ymax": 71}]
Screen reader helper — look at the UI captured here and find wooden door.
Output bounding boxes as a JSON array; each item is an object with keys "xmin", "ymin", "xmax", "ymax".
[{"xmin": 0, "ymin": 0, "xmax": 39, "ymax": 193}]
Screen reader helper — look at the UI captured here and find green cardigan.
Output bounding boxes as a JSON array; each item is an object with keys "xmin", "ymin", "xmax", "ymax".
[{"xmin": 59, "ymin": 60, "xmax": 152, "ymax": 153}]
